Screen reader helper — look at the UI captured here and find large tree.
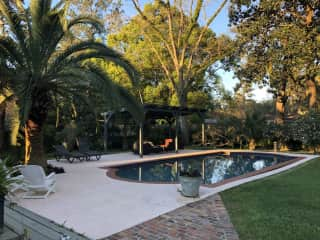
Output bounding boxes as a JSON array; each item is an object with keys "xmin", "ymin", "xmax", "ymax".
[
  {"xmin": 109, "ymin": 0, "xmax": 233, "ymax": 143},
  {"xmin": 129, "ymin": 0, "xmax": 233, "ymax": 108},
  {"xmin": 229, "ymin": 0, "xmax": 320, "ymax": 122},
  {"xmin": 0, "ymin": 0, "xmax": 141, "ymax": 167}
]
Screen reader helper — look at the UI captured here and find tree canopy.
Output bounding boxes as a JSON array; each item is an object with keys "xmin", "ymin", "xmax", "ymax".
[
  {"xmin": 229, "ymin": 0, "xmax": 320, "ymax": 122},
  {"xmin": 109, "ymin": 0, "xmax": 234, "ymax": 108}
]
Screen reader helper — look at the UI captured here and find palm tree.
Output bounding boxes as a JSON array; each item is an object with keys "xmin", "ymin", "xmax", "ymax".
[{"xmin": 0, "ymin": 0, "xmax": 142, "ymax": 167}]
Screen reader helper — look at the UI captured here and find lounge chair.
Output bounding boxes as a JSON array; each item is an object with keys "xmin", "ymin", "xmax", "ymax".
[
  {"xmin": 0, "ymin": 160, "xmax": 27, "ymax": 193},
  {"xmin": 9, "ymin": 165, "xmax": 28, "ymax": 192},
  {"xmin": 78, "ymin": 138, "xmax": 102, "ymax": 161},
  {"xmin": 132, "ymin": 141, "xmax": 163, "ymax": 154},
  {"xmin": 20, "ymin": 165, "xmax": 56, "ymax": 199},
  {"xmin": 53, "ymin": 145, "xmax": 87, "ymax": 163},
  {"xmin": 160, "ymin": 138, "xmax": 174, "ymax": 151}
]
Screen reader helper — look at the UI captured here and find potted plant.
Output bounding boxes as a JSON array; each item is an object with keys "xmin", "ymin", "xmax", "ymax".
[
  {"xmin": 0, "ymin": 160, "xmax": 19, "ymax": 234},
  {"xmin": 179, "ymin": 166, "xmax": 202, "ymax": 197}
]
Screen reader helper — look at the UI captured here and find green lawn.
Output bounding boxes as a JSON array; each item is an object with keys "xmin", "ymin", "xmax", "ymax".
[{"xmin": 221, "ymin": 158, "xmax": 320, "ymax": 240}]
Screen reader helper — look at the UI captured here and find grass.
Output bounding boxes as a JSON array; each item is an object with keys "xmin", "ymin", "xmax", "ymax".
[{"xmin": 221, "ymin": 158, "xmax": 320, "ymax": 240}]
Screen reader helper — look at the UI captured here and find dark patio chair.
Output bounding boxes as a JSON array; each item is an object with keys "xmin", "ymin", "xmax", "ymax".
[
  {"xmin": 53, "ymin": 145, "xmax": 86, "ymax": 163},
  {"xmin": 132, "ymin": 141, "xmax": 163, "ymax": 155},
  {"xmin": 145, "ymin": 141, "xmax": 163, "ymax": 154},
  {"xmin": 78, "ymin": 138, "xmax": 102, "ymax": 161}
]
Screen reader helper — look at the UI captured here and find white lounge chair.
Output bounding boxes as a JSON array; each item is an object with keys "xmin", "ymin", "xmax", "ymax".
[
  {"xmin": 9, "ymin": 172, "xmax": 28, "ymax": 193},
  {"xmin": 20, "ymin": 165, "xmax": 56, "ymax": 199},
  {"xmin": 0, "ymin": 160, "xmax": 27, "ymax": 193}
]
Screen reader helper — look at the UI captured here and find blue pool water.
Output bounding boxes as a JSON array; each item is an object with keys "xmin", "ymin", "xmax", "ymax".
[{"xmin": 112, "ymin": 152, "xmax": 294, "ymax": 185}]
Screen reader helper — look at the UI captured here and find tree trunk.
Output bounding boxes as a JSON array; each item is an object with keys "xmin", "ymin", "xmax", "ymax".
[
  {"xmin": 122, "ymin": 124, "xmax": 128, "ymax": 150},
  {"xmin": 4, "ymin": 99, "xmax": 20, "ymax": 162},
  {"xmin": 0, "ymin": 195, "xmax": 4, "ymax": 234},
  {"xmin": 23, "ymin": 88, "xmax": 50, "ymax": 167},
  {"xmin": 25, "ymin": 119, "xmax": 46, "ymax": 168},
  {"xmin": 6, "ymin": 99, "xmax": 20, "ymax": 147},
  {"xmin": 249, "ymin": 139, "xmax": 256, "ymax": 150},
  {"xmin": 313, "ymin": 146, "xmax": 317, "ymax": 154},
  {"xmin": 306, "ymin": 79, "xmax": 316, "ymax": 108},
  {"xmin": 275, "ymin": 95, "xmax": 287, "ymax": 124},
  {"xmin": 0, "ymin": 102, "xmax": 5, "ymax": 152},
  {"xmin": 177, "ymin": 91, "xmax": 190, "ymax": 145},
  {"xmin": 275, "ymin": 79, "xmax": 288, "ymax": 124}
]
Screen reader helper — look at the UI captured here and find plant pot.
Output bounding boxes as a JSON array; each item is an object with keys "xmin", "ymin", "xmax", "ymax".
[
  {"xmin": 0, "ymin": 195, "xmax": 4, "ymax": 234},
  {"xmin": 179, "ymin": 176, "xmax": 202, "ymax": 197}
]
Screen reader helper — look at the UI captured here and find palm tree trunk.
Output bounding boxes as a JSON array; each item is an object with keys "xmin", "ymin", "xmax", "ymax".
[
  {"xmin": 25, "ymin": 119, "xmax": 46, "ymax": 168},
  {"xmin": 24, "ymin": 90, "xmax": 50, "ymax": 168}
]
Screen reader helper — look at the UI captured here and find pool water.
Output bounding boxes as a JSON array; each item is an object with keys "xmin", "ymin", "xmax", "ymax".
[{"xmin": 112, "ymin": 152, "xmax": 294, "ymax": 185}]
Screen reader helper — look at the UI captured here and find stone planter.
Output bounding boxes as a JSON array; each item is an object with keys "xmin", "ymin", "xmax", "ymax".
[{"xmin": 179, "ymin": 176, "xmax": 202, "ymax": 197}]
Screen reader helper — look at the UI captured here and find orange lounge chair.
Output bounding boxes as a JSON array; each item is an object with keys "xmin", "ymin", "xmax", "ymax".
[{"xmin": 160, "ymin": 138, "xmax": 174, "ymax": 151}]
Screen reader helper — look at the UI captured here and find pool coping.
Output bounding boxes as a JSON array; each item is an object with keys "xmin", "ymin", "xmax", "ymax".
[
  {"xmin": 103, "ymin": 150, "xmax": 305, "ymax": 188},
  {"xmin": 102, "ymin": 149, "xmax": 229, "ymax": 167}
]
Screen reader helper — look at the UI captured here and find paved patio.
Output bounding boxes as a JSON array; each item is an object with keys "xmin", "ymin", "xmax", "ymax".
[
  {"xmin": 14, "ymin": 150, "xmax": 315, "ymax": 239},
  {"xmin": 106, "ymin": 194, "xmax": 239, "ymax": 240}
]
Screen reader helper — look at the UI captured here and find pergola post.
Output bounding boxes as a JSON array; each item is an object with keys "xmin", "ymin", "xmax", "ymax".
[
  {"xmin": 201, "ymin": 123, "xmax": 205, "ymax": 145},
  {"xmin": 139, "ymin": 122, "xmax": 143, "ymax": 158},
  {"xmin": 175, "ymin": 115, "xmax": 179, "ymax": 153},
  {"xmin": 101, "ymin": 111, "xmax": 113, "ymax": 152}
]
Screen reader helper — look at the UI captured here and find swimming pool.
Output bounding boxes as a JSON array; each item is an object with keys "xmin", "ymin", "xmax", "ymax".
[{"xmin": 107, "ymin": 152, "xmax": 297, "ymax": 185}]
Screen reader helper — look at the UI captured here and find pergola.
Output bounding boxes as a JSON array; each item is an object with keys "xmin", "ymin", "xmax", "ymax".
[{"xmin": 137, "ymin": 104, "xmax": 206, "ymax": 157}]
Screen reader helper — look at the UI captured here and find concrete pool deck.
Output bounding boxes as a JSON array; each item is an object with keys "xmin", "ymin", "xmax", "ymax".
[{"xmin": 14, "ymin": 150, "xmax": 317, "ymax": 239}]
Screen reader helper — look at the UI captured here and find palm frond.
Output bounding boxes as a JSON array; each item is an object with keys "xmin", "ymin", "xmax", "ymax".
[
  {"xmin": 48, "ymin": 41, "xmax": 140, "ymax": 88},
  {"xmin": 19, "ymin": 81, "xmax": 33, "ymax": 122},
  {"xmin": 84, "ymin": 63, "xmax": 143, "ymax": 122},
  {"xmin": 29, "ymin": 0, "xmax": 53, "ymax": 76},
  {"xmin": 30, "ymin": 0, "xmax": 52, "ymax": 24},
  {"xmin": 0, "ymin": 37, "xmax": 25, "ymax": 67},
  {"xmin": 0, "ymin": 0, "xmax": 30, "ymax": 68},
  {"xmin": 50, "ymin": 41, "xmax": 119, "ymax": 68},
  {"xmin": 68, "ymin": 16, "xmax": 104, "ymax": 34},
  {"xmin": 113, "ymin": 85, "xmax": 144, "ymax": 123}
]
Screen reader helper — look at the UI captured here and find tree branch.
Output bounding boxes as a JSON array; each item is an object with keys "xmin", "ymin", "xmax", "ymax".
[
  {"xmin": 165, "ymin": 1, "xmax": 179, "ymax": 68},
  {"xmin": 141, "ymin": 28, "xmax": 177, "ymax": 90},
  {"xmin": 185, "ymin": 0, "xmax": 227, "ymax": 83},
  {"xmin": 179, "ymin": 0, "xmax": 204, "ymax": 66},
  {"xmin": 131, "ymin": 0, "xmax": 178, "ymax": 68}
]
